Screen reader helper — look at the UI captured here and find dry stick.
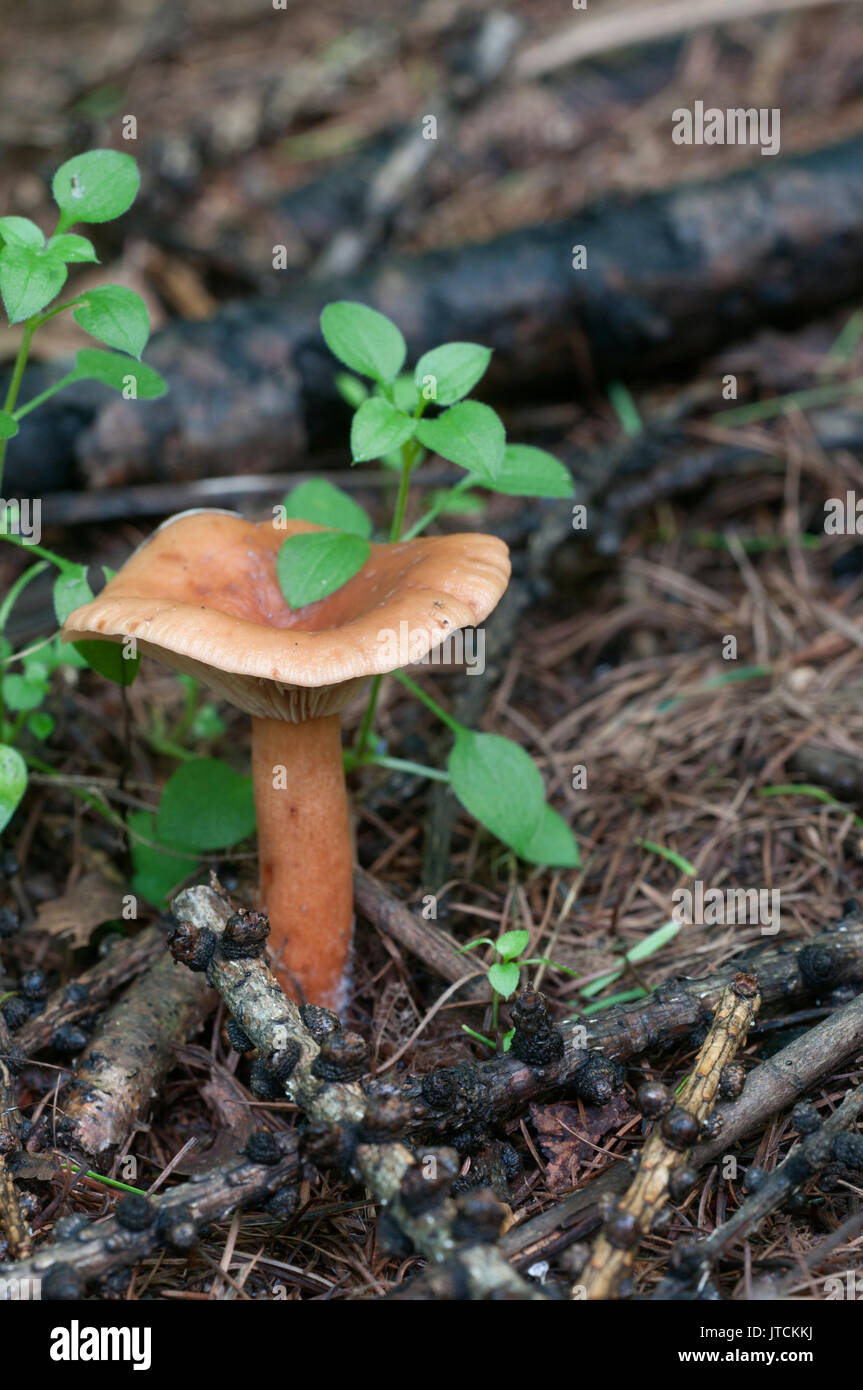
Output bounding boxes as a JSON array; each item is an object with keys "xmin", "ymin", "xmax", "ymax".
[
  {"xmin": 504, "ymin": 987, "xmax": 863, "ymax": 1265},
  {"xmin": 170, "ymin": 882, "xmax": 543, "ymax": 1299},
  {"xmin": 353, "ymin": 866, "xmax": 488, "ymax": 1001},
  {"xmin": 0, "ymin": 1144, "xmax": 299, "ymax": 1299},
  {"xmin": 773, "ymin": 1207, "xmax": 863, "ymax": 1296},
  {"xmin": 0, "ymin": 1018, "xmax": 28, "ymax": 1258},
  {"xmin": 404, "ymin": 911, "xmax": 863, "ymax": 1137},
  {"xmin": 582, "ymin": 975, "xmax": 761, "ymax": 1300},
  {"xmin": 661, "ymin": 1080, "xmax": 863, "ymax": 1295},
  {"xmin": 42, "ymin": 952, "xmax": 211, "ymax": 1162},
  {"xmin": 15, "ymin": 924, "xmax": 164, "ymax": 1057},
  {"xmin": 516, "ymin": 0, "xmax": 856, "ymax": 81}
]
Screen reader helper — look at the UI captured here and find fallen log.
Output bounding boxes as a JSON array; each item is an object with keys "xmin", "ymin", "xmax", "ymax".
[{"xmin": 8, "ymin": 136, "xmax": 863, "ymax": 494}]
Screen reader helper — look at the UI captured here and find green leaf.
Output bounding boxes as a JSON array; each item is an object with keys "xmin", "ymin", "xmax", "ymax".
[
  {"xmin": 0, "ymin": 246, "xmax": 67, "ymax": 323},
  {"xmin": 387, "ymin": 374, "xmax": 420, "ymax": 414},
  {"xmin": 27, "ymin": 712, "xmax": 54, "ymax": 741},
  {"xmin": 128, "ymin": 809, "xmax": 198, "ymax": 908},
  {"xmin": 52, "ymin": 564, "xmax": 93, "ymax": 626},
  {"xmin": 0, "ymin": 218, "xmax": 45, "ymax": 251},
  {"xmin": 2, "ymin": 671, "xmax": 48, "ymax": 711},
  {"xmin": 52, "ymin": 150, "xmax": 140, "ymax": 228},
  {"xmin": 448, "ymin": 729, "xmax": 545, "ymax": 856},
  {"xmin": 73, "ymin": 285, "xmax": 150, "ymax": 358},
  {"xmin": 157, "ymin": 759, "xmax": 257, "ymax": 851},
  {"xmin": 73, "ymin": 348, "xmax": 166, "ymax": 398},
  {"xmin": 519, "ymin": 805, "xmax": 580, "ymax": 867},
  {"xmin": 476, "ymin": 444, "xmax": 574, "ymax": 499},
  {"xmin": 502, "ymin": 1028, "xmax": 515, "ymax": 1052},
  {"xmin": 488, "ymin": 960, "xmax": 520, "ymax": 999},
  {"xmin": 496, "ymin": 928, "xmax": 530, "ymax": 961},
  {"xmin": 277, "ymin": 531, "xmax": 370, "ymax": 608},
  {"xmin": 416, "ymin": 402, "xmax": 505, "ymax": 484},
  {"xmin": 0, "ymin": 745, "xmax": 27, "ymax": 835},
  {"xmin": 320, "ymin": 301, "xmax": 406, "ymax": 384},
  {"xmin": 282, "ymin": 479, "xmax": 372, "ymax": 538},
  {"xmin": 351, "ymin": 397, "xmax": 415, "ymax": 463},
  {"xmin": 47, "ymin": 234, "xmax": 99, "ymax": 264},
  {"xmin": 0, "ymin": 412, "xmax": 18, "ymax": 440},
  {"xmin": 414, "ymin": 342, "xmax": 492, "ymax": 406},
  {"xmin": 74, "ymin": 639, "xmax": 141, "ymax": 686},
  {"xmin": 334, "ymin": 372, "xmax": 368, "ymax": 408},
  {"xmin": 425, "ymin": 487, "xmax": 484, "ymax": 516}
]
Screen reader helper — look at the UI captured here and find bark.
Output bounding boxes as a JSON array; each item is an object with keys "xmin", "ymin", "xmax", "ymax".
[
  {"xmin": 582, "ymin": 975, "xmax": 760, "ymax": 1299},
  {"xmin": 36, "ymin": 952, "xmax": 211, "ymax": 1162},
  {"xmin": 0, "ymin": 1143, "xmax": 298, "ymax": 1299},
  {"xmin": 14, "ymin": 925, "xmax": 164, "ymax": 1058}
]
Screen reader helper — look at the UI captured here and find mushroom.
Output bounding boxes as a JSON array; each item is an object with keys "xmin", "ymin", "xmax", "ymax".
[{"xmin": 62, "ymin": 509, "xmax": 510, "ymax": 1008}]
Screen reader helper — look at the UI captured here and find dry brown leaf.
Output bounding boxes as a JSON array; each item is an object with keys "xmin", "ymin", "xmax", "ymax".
[
  {"xmin": 531, "ymin": 1094, "xmax": 636, "ymax": 1194},
  {"xmin": 32, "ymin": 873, "xmax": 125, "ymax": 948}
]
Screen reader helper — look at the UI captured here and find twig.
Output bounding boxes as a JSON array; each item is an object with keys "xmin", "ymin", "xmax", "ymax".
[
  {"xmin": 169, "ymin": 881, "xmax": 542, "ymax": 1299},
  {"xmin": 32, "ymin": 953, "xmax": 211, "ymax": 1161},
  {"xmin": 401, "ymin": 908, "xmax": 863, "ymax": 1140},
  {"xmin": 15, "ymin": 924, "xmax": 164, "ymax": 1057},
  {"xmin": 353, "ymin": 866, "xmax": 488, "ymax": 1000},
  {"xmin": 516, "ymin": 0, "xmax": 854, "ymax": 82},
  {"xmin": 500, "ymin": 988, "xmax": 863, "ymax": 1268},
  {"xmin": 582, "ymin": 974, "xmax": 760, "ymax": 1299},
  {"xmin": 656, "ymin": 1080, "xmax": 863, "ymax": 1296},
  {"xmin": 0, "ymin": 1018, "xmax": 29, "ymax": 1258},
  {"xmin": 0, "ymin": 1143, "xmax": 298, "ymax": 1299}
]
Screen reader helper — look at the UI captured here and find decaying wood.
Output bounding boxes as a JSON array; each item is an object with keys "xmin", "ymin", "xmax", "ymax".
[
  {"xmin": 400, "ymin": 909, "xmax": 863, "ymax": 1140},
  {"xmin": 500, "ymin": 985, "xmax": 863, "ymax": 1269},
  {"xmin": 11, "ymin": 136, "xmax": 863, "ymax": 494},
  {"xmin": 15, "ymin": 924, "xmax": 164, "ymax": 1058},
  {"xmin": 0, "ymin": 1018, "xmax": 29, "ymax": 1259},
  {"xmin": 170, "ymin": 881, "xmax": 542, "ymax": 1299},
  {"xmin": 0, "ymin": 1142, "xmax": 298, "ymax": 1299},
  {"xmin": 353, "ymin": 867, "xmax": 488, "ymax": 1001},
  {"xmin": 655, "ymin": 1079, "xmax": 863, "ymax": 1297},
  {"xmin": 582, "ymin": 975, "xmax": 760, "ymax": 1300},
  {"xmin": 36, "ymin": 952, "xmax": 211, "ymax": 1162},
  {"xmin": 694, "ymin": 987, "xmax": 863, "ymax": 1166}
]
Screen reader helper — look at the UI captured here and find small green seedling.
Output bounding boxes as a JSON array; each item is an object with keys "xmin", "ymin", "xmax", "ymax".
[
  {"xmin": 458, "ymin": 928, "xmax": 579, "ymax": 1053},
  {"xmin": 0, "ymin": 150, "xmax": 166, "ymax": 835}
]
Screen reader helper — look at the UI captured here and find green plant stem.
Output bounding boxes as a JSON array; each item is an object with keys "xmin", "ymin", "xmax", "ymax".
[
  {"xmin": 0, "ymin": 560, "xmax": 48, "ymax": 632},
  {"xmin": 353, "ymin": 400, "xmax": 430, "ymax": 759},
  {"xmin": 12, "ymin": 371, "xmax": 79, "ymax": 421},
  {"xmin": 0, "ymin": 316, "xmax": 37, "ymax": 489},
  {"xmin": 392, "ymin": 669, "xmax": 461, "ymax": 733},
  {"xmin": 345, "ymin": 751, "xmax": 450, "ymax": 782},
  {"xmin": 401, "ymin": 475, "xmax": 474, "ymax": 541},
  {"xmin": 353, "ymin": 673, "xmax": 383, "ymax": 760}
]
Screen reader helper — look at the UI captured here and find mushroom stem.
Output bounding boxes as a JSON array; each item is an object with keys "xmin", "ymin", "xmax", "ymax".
[{"xmin": 251, "ymin": 714, "xmax": 354, "ymax": 1008}]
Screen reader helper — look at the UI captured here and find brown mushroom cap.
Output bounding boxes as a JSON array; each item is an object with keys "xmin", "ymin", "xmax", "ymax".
[{"xmin": 62, "ymin": 510, "xmax": 511, "ymax": 719}]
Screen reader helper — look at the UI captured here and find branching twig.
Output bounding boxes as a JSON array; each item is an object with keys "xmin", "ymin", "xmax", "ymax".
[
  {"xmin": 657, "ymin": 1080, "xmax": 863, "ymax": 1296},
  {"xmin": 582, "ymin": 974, "xmax": 761, "ymax": 1299},
  {"xmin": 169, "ymin": 881, "xmax": 543, "ymax": 1299},
  {"xmin": 0, "ymin": 1143, "xmax": 298, "ymax": 1298}
]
